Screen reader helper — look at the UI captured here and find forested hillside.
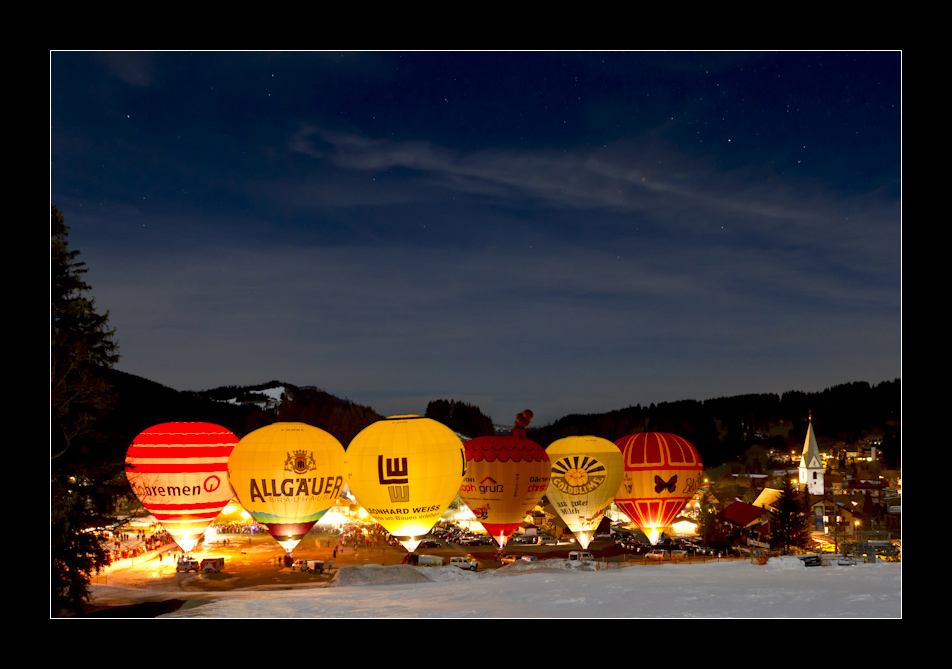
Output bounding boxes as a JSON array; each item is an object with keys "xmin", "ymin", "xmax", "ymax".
[
  {"xmin": 529, "ymin": 379, "xmax": 901, "ymax": 469},
  {"xmin": 100, "ymin": 372, "xmax": 900, "ymax": 472},
  {"xmin": 100, "ymin": 374, "xmax": 383, "ymax": 448}
]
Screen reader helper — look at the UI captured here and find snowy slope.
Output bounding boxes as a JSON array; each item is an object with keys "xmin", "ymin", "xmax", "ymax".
[{"xmin": 159, "ymin": 556, "xmax": 901, "ymax": 618}]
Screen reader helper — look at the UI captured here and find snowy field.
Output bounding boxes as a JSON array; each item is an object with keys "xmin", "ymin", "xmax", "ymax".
[{"xmin": 159, "ymin": 556, "xmax": 901, "ymax": 618}]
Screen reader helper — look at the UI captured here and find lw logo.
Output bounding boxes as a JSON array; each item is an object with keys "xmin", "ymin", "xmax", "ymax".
[{"xmin": 378, "ymin": 455, "xmax": 409, "ymax": 502}]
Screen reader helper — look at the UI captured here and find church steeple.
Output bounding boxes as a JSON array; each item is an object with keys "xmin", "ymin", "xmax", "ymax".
[{"xmin": 799, "ymin": 412, "xmax": 824, "ymax": 495}]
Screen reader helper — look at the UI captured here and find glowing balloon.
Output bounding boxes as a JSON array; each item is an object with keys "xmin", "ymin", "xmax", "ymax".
[
  {"xmin": 459, "ymin": 413, "xmax": 550, "ymax": 548},
  {"xmin": 614, "ymin": 432, "xmax": 703, "ymax": 545},
  {"xmin": 228, "ymin": 422, "xmax": 345, "ymax": 553},
  {"xmin": 344, "ymin": 415, "xmax": 466, "ymax": 553},
  {"xmin": 545, "ymin": 435, "xmax": 624, "ymax": 550},
  {"xmin": 125, "ymin": 422, "xmax": 239, "ymax": 554}
]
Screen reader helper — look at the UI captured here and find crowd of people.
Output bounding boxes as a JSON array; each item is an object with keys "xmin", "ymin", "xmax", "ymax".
[
  {"xmin": 102, "ymin": 526, "xmax": 175, "ymax": 564},
  {"xmin": 212, "ymin": 523, "xmax": 262, "ymax": 534}
]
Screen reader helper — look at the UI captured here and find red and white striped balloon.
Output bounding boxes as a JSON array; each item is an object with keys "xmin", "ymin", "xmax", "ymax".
[
  {"xmin": 125, "ymin": 422, "xmax": 239, "ymax": 553},
  {"xmin": 614, "ymin": 432, "xmax": 703, "ymax": 545}
]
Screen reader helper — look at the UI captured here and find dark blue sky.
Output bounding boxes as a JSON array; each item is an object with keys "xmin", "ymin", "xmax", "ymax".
[{"xmin": 50, "ymin": 51, "xmax": 902, "ymax": 426}]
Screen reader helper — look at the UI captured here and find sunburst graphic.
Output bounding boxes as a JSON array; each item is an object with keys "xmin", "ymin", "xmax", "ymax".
[{"xmin": 551, "ymin": 455, "xmax": 607, "ymax": 489}]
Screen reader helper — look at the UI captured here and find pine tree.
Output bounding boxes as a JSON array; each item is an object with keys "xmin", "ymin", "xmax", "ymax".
[
  {"xmin": 51, "ymin": 206, "xmax": 122, "ymax": 616},
  {"xmin": 768, "ymin": 478, "xmax": 810, "ymax": 554}
]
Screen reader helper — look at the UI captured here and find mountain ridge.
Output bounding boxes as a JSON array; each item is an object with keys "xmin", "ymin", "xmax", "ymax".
[{"xmin": 101, "ymin": 369, "xmax": 900, "ymax": 469}]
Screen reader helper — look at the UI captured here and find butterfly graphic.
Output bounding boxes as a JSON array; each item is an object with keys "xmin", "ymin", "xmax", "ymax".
[{"xmin": 654, "ymin": 475, "xmax": 677, "ymax": 493}]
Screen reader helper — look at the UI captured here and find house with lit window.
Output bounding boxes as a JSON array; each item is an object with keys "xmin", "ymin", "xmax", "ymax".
[{"xmin": 804, "ymin": 494, "xmax": 864, "ymax": 536}]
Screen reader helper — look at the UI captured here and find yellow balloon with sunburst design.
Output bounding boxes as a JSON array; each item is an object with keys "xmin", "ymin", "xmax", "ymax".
[{"xmin": 545, "ymin": 435, "xmax": 624, "ymax": 549}]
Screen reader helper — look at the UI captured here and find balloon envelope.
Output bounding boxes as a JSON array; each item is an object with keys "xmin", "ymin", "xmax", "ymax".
[
  {"xmin": 545, "ymin": 435, "xmax": 624, "ymax": 549},
  {"xmin": 459, "ymin": 429, "xmax": 550, "ymax": 548},
  {"xmin": 125, "ymin": 422, "xmax": 239, "ymax": 554},
  {"xmin": 228, "ymin": 422, "xmax": 345, "ymax": 553},
  {"xmin": 614, "ymin": 432, "xmax": 703, "ymax": 544},
  {"xmin": 344, "ymin": 415, "xmax": 466, "ymax": 553}
]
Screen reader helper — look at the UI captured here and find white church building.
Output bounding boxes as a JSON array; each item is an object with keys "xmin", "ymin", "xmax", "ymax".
[{"xmin": 799, "ymin": 415, "xmax": 824, "ymax": 496}]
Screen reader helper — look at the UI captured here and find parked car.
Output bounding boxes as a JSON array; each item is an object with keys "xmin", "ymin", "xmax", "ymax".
[
  {"xmin": 568, "ymin": 551, "xmax": 594, "ymax": 561},
  {"xmin": 418, "ymin": 540, "xmax": 441, "ymax": 549},
  {"xmin": 450, "ymin": 556, "xmax": 478, "ymax": 571},
  {"xmin": 646, "ymin": 549, "xmax": 666, "ymax": 560}
]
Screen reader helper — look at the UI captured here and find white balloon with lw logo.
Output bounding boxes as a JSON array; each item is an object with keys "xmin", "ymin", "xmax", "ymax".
[
  {"xmin": 545, "ymin": 435, "xmax": 624, "ymax": 549},
  {"xmin": 344, "ymin": 415, "xmax": 466, "ymax": 553}
]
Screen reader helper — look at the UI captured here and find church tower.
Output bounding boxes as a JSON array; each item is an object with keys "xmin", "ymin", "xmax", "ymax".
[{"xmin": 799, "ymin": 414, "xmax": 824, "ymax": 495}]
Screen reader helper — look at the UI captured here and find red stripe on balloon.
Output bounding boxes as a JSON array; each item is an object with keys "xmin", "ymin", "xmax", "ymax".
[
  {"xmin": 151, "ymin": 510, "xmax": 223, "ymax": 520},
  {"xmin": 142, "ymin": 500, "xmax": 229, "ymax": 510},
  {"xmin": 132, "ymin": 430, "xmax": 238, "ymax": 446},
  {"xmin": 126, "ymin": 445, "xmax": 235, "ymax": 458},
  {"xmin": 125, "ymin": 462, "xmax": 229, "ymax": 473}
]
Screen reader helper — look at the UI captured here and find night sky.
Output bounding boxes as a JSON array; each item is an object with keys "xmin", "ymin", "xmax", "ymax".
[{"xmin": 50, "ymin": 51, "xmax": 902, "ymax": 426}]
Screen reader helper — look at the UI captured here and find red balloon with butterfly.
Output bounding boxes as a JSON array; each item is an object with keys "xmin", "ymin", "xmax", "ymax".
[{"xmin": 613, "ymin": 432, "xmax": 703, "ymax": 545}]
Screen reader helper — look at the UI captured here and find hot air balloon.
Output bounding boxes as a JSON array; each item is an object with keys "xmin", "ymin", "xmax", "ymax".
[
  {"xmin": 614, "ymin": 432, "xmax": 703, "ymax": 545},
  {"xmin": 545, "ymin": 435, "xmax": 624, "ymax": 550},
  {"xmin": 344, "ymin": 415, "xmax": 465, "ymax": 553},
  {"xmin": 458, "ymin": 412, "xmax": 550, "ymax": 548},
  {"xmin": 125, "ymin": 422, "xmax": 239, "ymax": 554},
  {"xmin": 228, "ymin": 422, "xmax": 345, "ymax": 554}
]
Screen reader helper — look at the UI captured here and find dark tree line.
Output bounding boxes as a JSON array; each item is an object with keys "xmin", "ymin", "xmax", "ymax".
[
  {"xmin": 268, "ymin": 384, "xmax": 382, "ymax": 446},
  {"xmin": 425, "ymin": 399, "xmax": 495, "ymax": 438},
  {"xmin": 530, "ymin": 380, "xmax": 900, "ymax": 469},
  {"xmin": 51, "ymin": 206, "xmax": 123, "ymax": 616}
]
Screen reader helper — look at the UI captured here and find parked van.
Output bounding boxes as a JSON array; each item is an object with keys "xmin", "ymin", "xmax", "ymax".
[
  {"xmin": 405, "ymin": 554, "xmax": 444, "ymax": 567},
  {"xmin": 568, "ymin": 551, "xmax": 594, "ymax": 561},
  {"xmin": 450, "ymin": 556, "xmax": 478, "ymax": 571},
  {"xmin": 200, "ymin": 557, "xmax": 225, "ymax": 572},
  {"xmin": 295, "ymin": 559, "xmax": 325, "ymax": 573}
]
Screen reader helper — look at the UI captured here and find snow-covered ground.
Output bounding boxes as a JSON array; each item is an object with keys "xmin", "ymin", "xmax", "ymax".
[{"xmin": 159, "ymin": 556, "xmax": 901, "ymax": 618}]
